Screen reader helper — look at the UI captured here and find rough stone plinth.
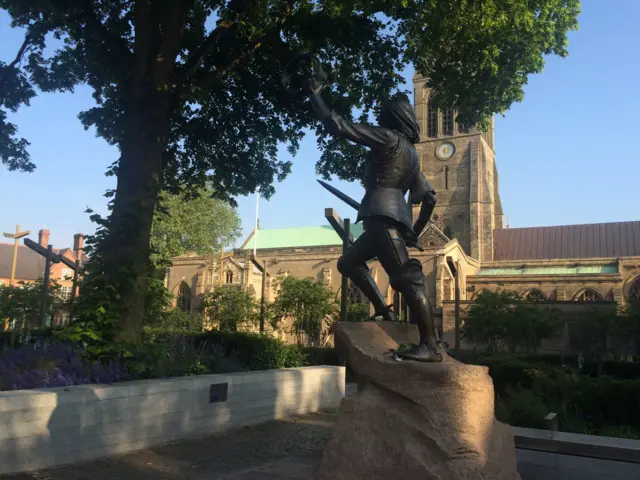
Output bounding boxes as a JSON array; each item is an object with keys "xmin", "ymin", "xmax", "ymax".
[{"xmin": 315, "ymin": 322, "xmax": 521, "ymax": 480}]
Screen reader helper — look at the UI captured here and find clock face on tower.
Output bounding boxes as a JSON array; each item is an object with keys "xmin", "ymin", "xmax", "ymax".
[{"xmin": 436, "ymin": 142, "xmax": 455, "ymax": 160}]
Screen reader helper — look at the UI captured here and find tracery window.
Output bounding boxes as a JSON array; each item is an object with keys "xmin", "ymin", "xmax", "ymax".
[
  {"xmin": 225, "ymin": 270, "xmax": 234, "ymax": 284},
  {"xmin": 574, "ymin": 289, "xmax": 603, "ymax": 302},
  {"xmin": 442, "ymin": 108, "xmax": 454, "ymax": 136},
  {"xmin": 524, "ymin": 289, "xmax": 547, "ymax": 302},
  {"xmin": 427, "ymin": 95, "xmax": 438, "ymax": 138},
  {"xmin": 178, "ymin": 282, "xmax": 191, "ymax": 312}
]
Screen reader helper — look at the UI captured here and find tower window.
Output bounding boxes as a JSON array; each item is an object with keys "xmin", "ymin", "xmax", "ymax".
[
  {"xmin": 442, "ymin": 108, "xmax": 454, "ymax": 136},
  {"xmin": 443, "ymin": 165, "xmax": 450, "ymax": 190},
  {"xmin": 427, "ymin": 95, "xmax": 438, "ymax": 138},
  {"xmin": 458, "ymin": 122, "xmax": 471, "ymax": 134}
]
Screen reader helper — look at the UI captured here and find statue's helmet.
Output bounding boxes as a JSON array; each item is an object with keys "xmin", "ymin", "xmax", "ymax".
[{"xmin": 378, "ymin": 94, "xmax": 420, "ymax": 144}]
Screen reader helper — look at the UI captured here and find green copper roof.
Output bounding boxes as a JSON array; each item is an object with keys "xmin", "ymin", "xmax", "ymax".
[
  {"xmin": 477, "ymin": 264, "xmax": 619, "ymax": 276},
  {"xmin": 241, "ymin": 224, "xmax": 365, "ymax": 250}
]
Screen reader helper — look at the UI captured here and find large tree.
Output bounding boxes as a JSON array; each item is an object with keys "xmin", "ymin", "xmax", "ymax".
[{"xmin": 0, "ymin": 0, "xmax": 580, "ymax": 341}]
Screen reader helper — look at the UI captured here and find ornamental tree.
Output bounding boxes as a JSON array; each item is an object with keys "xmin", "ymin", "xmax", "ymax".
[{"xmin": 0, "ymin": 0, "xmax": 580, "ymax": 341}]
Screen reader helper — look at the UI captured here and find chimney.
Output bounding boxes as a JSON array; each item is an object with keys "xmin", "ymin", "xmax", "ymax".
[
  {"xmin": 38, "ymin": 229, "xmax": 50, "ymax": 247},
  {"xmin": 73, "ymin": 233, "xmax": 84, "ymax": 252}
]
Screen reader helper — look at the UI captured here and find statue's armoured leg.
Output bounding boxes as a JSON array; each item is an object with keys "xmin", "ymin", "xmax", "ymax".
[
  {"xmin": 366, "ymin": 220, "xmax": 442, "ymax": 362},
  {"xmin": 337, "ymin": 233, "xmax": 399, "ymax": 322}
]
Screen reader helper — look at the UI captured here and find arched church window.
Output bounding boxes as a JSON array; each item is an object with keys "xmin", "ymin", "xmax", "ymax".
[
  {"xmin": 427, "ymin": 95, "xmax": 438, "ymax": 138},
  {"xmin": 442, "ymin": 108, "xmax": 454, "ymax": 136},
  {"xmin": 524, "ymin": 289, "xmax": 547, "ymax": 302},
  {"xmin": 225, "ymin": 270, "xmax": 234, "ymax": 284},
  {"xmin": 628, "ymin": 276, "xmax": 640, "ymax": 306},
  {"xmin": 574, "ymin": 288, "xmax": 603, "ymax": 302},
  {"xmin": 178, "ymin": 282, "xmax": 191, "ymax": 312}
]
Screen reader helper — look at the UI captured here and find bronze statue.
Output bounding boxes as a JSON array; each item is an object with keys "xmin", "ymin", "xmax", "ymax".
[{"xmin": 284, "ymin": 55, "xmax": 442, "ymax": 362}]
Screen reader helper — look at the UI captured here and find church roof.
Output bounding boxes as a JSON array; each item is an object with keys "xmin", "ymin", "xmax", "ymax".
[
  {"xmin": 493, "ymin": 221, "xmax": 640, "ymax": 261},
  {"xmin": 240, "ymin": 224, "xmax": 364, "ymax": 250}
]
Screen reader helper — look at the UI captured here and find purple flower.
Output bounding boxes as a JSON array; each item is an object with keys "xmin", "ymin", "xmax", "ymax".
[{"xmin": 0, "ymin": 341, "xmax": 134, "ymax": 391}]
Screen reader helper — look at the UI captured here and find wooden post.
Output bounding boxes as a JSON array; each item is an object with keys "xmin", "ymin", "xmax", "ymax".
[
  {"xmin": 71, "ymin": 259, "xmax": 80, "ymax": 302},
  {"xmin": 260, "ymin": 260, "xmax": 267, "ymax": 333},
  {"xmin": 40, "ymin": 245, "xmax": 53, "ymax": 328},
  {"xmin": 3, "ymin": 225, "xmax": 31, "ymax": 287},
  {"xmin": 340, "ymin": 219, "xmax": 350, "ymax": 322}
]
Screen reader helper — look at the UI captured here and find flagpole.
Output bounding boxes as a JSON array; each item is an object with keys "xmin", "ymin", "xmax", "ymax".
[{"xmin": 253, "ymin": 187, "xmax": 260, "ymax": 257}]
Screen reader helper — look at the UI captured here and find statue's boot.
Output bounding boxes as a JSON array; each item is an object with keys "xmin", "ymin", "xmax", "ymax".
[
  {"xmin": 371, "ymin": 304, "xmax": 399, "ymax": 322},
  {"xmin": 396, "ymin": 342, "xmax": 443, "ymax": 363}
]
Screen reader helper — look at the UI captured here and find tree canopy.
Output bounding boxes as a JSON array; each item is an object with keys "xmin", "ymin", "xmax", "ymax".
[
  {"xmin": 0, "ymin": 0, "xmax": 580, "ymax": 341},
  {"xmin": 150, "ymin": 188, "xmax": 242, "ymax": 267}
]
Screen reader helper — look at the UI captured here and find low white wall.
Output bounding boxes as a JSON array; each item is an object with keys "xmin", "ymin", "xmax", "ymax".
[{"xmin": 0, "ymin": 365, "xmax": 345, "ymax": 475}]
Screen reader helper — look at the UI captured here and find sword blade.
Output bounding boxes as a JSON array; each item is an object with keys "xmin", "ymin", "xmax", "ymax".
[{"xmin": 317, "ymin": 180, "xmax": 361, "ymax": 211}]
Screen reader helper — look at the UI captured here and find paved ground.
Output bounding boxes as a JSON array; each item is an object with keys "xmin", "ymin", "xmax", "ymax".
[{"xmin": 2, "ymin": 386, "xmax": 357, "ymax": 480}]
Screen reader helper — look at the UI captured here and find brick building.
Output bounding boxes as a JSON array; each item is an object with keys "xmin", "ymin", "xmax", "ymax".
[
  {"xmin": 167, "ymin": 73, "xmax": 640, "ymax": 346},
  {"xmin": 0, "ymin": 229, "xmax": 86, "ymax": 325}
]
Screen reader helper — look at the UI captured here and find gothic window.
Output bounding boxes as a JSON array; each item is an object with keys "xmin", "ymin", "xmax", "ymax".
[
  {"xmin": 427, "ymin": 95, "xmax": 438, "ymax": 138},
  {"xmin": 225, "ymin": 270, "xmax": 234, "ymax": 284},
  {"xmin": 628, "ymin": 277, "xmax": 640, "ymax": 306},
  {"xmin": 178, "ymin": 282, "xmax": 191, "ymax": 312},
  {"xmin": 442, "ymin": 108, "xmax": 454, "ymax": 136},
  {"xmin": 524, "ymin": 289, "xmax": 547, "ymax": 302},
  {"xmin": 574, "ymin": 288, "xmax": 603, "ymax": 302}
]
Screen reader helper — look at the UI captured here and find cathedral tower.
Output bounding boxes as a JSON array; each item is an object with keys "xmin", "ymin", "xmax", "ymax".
[{"xmin": 413, "ymin": 73, "xmax": 504, "ymax": 261}]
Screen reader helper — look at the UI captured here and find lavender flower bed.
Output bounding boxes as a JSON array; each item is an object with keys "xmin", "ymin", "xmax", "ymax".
[{"xmin": 0, "ymin": 342, "xmax": 131, "ymax": 391}]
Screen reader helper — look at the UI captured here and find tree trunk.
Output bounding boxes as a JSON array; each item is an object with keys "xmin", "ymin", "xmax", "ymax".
[{"xmin": 106, "ymin": 92, "xmax": 172, "ymax": 343}]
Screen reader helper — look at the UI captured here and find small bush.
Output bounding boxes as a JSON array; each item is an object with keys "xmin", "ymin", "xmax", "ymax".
[
  {"xmin": 495, "ymin": 387, "xmax": 548, "ymax": 429},
  {"xmin": 302, "ymin": 347, "xmax": 342, "ymax": 366}
]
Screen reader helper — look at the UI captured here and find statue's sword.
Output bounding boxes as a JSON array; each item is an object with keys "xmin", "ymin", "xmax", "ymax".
[
  {"xmin": 317, "ymin": 179, "xmax": 360, "ymax": 211},
  {"xmin": 317, "ymin": 179, "xmax": 423, "ymax": 251}
]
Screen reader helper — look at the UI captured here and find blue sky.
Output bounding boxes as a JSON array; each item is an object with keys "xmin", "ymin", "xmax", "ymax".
[{"xmin": 0, "ymin": 1, "xmax": 638, "ymax": 249}]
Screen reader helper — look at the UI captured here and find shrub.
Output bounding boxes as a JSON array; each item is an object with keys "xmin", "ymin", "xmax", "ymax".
[
  {"xmin": 202, "ymin": 285, "xmax": 258, "ymax": 332},
  {"xmin": 146, "ymin": 328, "xmax": 307, "ymax": 371},
  {"xmin": 495, "ymin": 387, "xmax": 549, "ymax": 429},
  {"xmin": 462, "ymin": 289, "xmax": 562, "ymax": 353},
  {"xmin": 271, "ymin": 276, "xmax": 338, "ymax": 346},
  {"xmin": 145, "ymin": 308, "xmax": 204, "ymax": 332},
  {"xmin": 302, "ymin": 347, "xmax": 343, "ymax": 366},
  {"xmin": 128, "ymin": 332, "xmax": 243, "ymax": 379}
]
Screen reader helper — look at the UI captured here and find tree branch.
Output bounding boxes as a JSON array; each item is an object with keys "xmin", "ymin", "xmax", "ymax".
[
  {"xmin": 193, "ymin": 2, "xmax": 295, "ymax": 92},
  {"xmin": 7, "ymin": 34, "xmax": 31, "ymax": 69},
  {"xmin": 80, "ymin": 0, "xmax": 133, "ymax": 62},
  {"xmin": 176, "ymin": 19, "xmax": 237, "ymax": 82}
]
